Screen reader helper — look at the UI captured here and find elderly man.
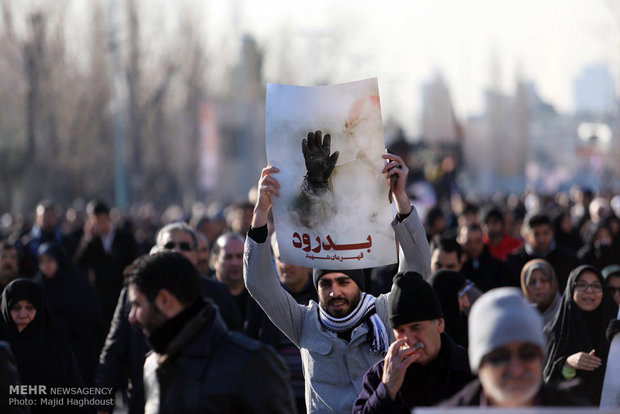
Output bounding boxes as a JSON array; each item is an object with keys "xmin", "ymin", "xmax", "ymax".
[
  {"xmin": 244, "ymin": 153, "xmax": 431, "ymax": 413},
  {"xmin": 127, "ymin": 252, "xmax": 295, "ymax": 413},
  {"xmin": 353, "ymin": 272, "xmax": 472, "ymax": 413},
  {"xmin": 441, "ymin": 288, "xmax": 586, "ymax": 407}
]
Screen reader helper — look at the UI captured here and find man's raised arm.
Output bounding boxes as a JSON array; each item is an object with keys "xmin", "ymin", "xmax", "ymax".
[
  {"xmin": 383, "ymin": 153, "xmax": 431, "ymax": 279},
  {"xmin": 243, "ymin": 165, "xmax": 306, "ymax": 347}
]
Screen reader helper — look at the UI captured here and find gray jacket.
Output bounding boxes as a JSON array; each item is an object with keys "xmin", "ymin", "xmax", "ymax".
[{"xmin": 244, "ymin": 208, "xmax": 431, "ymax": 413}]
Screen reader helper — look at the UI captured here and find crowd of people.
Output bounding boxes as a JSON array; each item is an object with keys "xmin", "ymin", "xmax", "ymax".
[{"xmin": 1, "ymin": 152, "xmax": 620, "ymax": 413}]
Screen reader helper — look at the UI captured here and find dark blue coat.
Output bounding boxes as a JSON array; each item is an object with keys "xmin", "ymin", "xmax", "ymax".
[{"xmin": 353, "ymin": 333, "xmax": 472, "ymax": 413}]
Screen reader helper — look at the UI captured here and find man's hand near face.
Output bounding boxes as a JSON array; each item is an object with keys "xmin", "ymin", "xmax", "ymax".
[{"xmin": 381, "ymin": 338, "xmax": 421, "ymax": 400}]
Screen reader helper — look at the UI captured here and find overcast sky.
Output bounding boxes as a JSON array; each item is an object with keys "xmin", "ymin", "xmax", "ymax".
[{"xmin": 195, "ymin": 0, "xmax": 618, "ymax": 134}]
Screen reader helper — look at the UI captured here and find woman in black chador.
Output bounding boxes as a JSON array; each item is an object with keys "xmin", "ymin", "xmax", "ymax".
[
  {"xmin": 0, "ymin": 278, "xmax": 85, "ymax": 413},
  {"xmin": 34, "ymin": 242, "xmax": 104, "ymax": 386},
  {"xmin": 543, "ymin": 265, "xmax": 619, "ymax": 405}
]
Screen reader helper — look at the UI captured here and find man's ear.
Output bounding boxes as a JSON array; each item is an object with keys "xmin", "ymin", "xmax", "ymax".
[
  {"xmin": 154, "ymin": 289, "xmax": 177, "ymax": 317},
  {"xmin": 437, "ymin": 318, "xmax": 445, "ymax": 334}
]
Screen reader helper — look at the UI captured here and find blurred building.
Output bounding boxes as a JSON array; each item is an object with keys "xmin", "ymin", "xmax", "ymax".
[
  {"xmin": 199, "ymin": 35, "xmax": 266, "ymax": 204},
  {"xmin": 574, "ymin": 64, "xmax": 616, "ymax": 115},
  {"xmin": 421, "ymin": 73, "xmax": 459, "ymax": 144}
]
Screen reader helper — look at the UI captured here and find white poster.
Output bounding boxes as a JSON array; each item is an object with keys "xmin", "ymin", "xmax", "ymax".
[{"xmin": 266, "ymin": 78, "xmax": 397, "ymax": 269}]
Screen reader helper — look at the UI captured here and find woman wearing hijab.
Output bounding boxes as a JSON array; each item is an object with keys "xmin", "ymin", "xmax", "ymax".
[
  {"xmin": 34, "ymin": 242, "xmax": 104, "ymax": 386},
  {"xmin": 0, "ymin": 278, "xmax": 85, "ymax": 413},
  {"xmin": 543, "ymin": 265, "xmax": 619, "ymax": 405},
  {"xmin": 429, "ymin": 270, "xmax": 482, "ymax": 349},
  {"xmin": 520, "ymin": 259, "xmax": 561, "ymax": 329},
  {"xmin": 577, "ymin": 223, "xmax": 618, "ymax": 271}
]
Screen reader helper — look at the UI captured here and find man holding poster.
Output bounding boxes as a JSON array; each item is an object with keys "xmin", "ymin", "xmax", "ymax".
[
  {"xmin": 245, "ymin": 154, "xmax": 429, "ymax": 413},
  {"xmin": 244, "ymin": 79, "xmax": 430, "ymax": 413}
]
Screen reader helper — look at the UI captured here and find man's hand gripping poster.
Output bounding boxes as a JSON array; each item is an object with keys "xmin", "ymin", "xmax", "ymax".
[{"xmin": 266, "ymin": 78, "xmax": 398, "ymax": 269}]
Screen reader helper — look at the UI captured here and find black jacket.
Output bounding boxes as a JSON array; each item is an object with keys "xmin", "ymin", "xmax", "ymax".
[
  {"xmin": 353, "ymin": 333, "xmax": 473, "ymax": 413},
  {"xmin": 96, "ymin": 278, "xmax": 242, "ymax": 414},
  {"xmin": 143, "ymin": 300, "xmax": 295, "ymax": 413},
  {"xmin": 74, "ymin": 228, "xmax": 138, "ymax": 328},
  {"xmin": 439, "ymin": 379, "xmax": 589, "ymax": 407},
  {"xmin": 460, "ymin": 246, "xmax": 508, "ymax": 292},
  {"xmin": 0, "ymin": 341, "xmax": 30, "ymax": 414},
  {"xmin": 507, "ymin": 245, "xmax": 580, "ymax": 291}
]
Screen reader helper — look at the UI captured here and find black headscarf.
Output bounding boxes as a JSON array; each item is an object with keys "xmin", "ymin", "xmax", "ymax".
[
  {"xmin": 35, "ymin": 242, "xmax": 104, "ymax": 387},
  {"xmin": 0, "ymin": 279, "xmax": 84, "ymax": 407},
  {"xmin": 543, "ymin": 265, "xmax": 618, "ymax": 405},
  {"xmin": 429, "ymin": 270, "xmax": 469, "ymax": 349},
  {"xmin": 577, "ymin": 222, "xmax": 617, "ymax": 271}
]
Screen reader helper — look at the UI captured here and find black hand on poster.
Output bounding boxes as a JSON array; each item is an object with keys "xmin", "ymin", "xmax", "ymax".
[{"xmin": 302, "ymin": 130, "xmax": 339, "ymax": 195}]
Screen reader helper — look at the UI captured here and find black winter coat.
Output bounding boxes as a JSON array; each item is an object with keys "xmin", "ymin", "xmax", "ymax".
[
  {"xmin": 143, "ymin": 301, "xmax": 295, "ymax": 413},
  {"xmin": 96, "ymin": 278, "xmax": 243, "ymax": 414},
  {"xmin": 460, "ymin": 247, "xmax": 508, "ymax": 292}
]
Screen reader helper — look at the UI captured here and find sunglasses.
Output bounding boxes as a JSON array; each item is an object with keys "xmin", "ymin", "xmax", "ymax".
[
  {"xmin": 163, "ymin": 241, "xmax": 193, "ymax": 252},
  {"xmin": 608, "ymin": 287, "xmax": 620, "ymax": 295},
  {"xmin": 482, "ymin": 345, "xmax": 542, "ymax": 367},
  {"xmin": 574, "ymin": 281, "xmax": 603, "ymax": 293}
]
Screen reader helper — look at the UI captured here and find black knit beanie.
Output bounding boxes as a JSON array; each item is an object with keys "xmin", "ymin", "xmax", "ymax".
[
  {"xmin": 313, "ymin": 268, "xmax": 365, "ymax": 291},
  {"xmin": 388, "ymin": 271, "xmax": 443, "ymax": 328}
]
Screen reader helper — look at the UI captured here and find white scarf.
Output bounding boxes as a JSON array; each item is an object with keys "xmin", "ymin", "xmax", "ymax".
[{"xmin": 318, "ymin": 292, "xmax": 389, "ymax": 355}]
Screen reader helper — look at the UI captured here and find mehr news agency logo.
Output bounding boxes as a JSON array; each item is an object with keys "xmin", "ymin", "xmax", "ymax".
[{"xmin": 9, "ymin": 385, "xmax": 115, "ymax": 408}]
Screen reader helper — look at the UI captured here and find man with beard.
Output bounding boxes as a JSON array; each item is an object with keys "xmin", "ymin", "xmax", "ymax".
[
  {"xmin": 441, "ymin": 288, "xmax": 586, "ymax": 407},
  {"xmin": 96, "ymin": 223, "xmax": 241, "ymax": 414},
  {"xmin": 244, "ymin": 154, "xmax": 431, "ymax": 413},
  {"xmin": 127, "ymin": 252, "xmax": 295, "ymax": 413},
  {"xmin": 0, "ymin": 242, "xmax": 20, "ymax": 293}
]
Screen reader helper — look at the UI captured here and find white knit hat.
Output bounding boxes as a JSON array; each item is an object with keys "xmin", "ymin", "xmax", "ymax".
[{"xmin": 468, "ymin": 287, "xmax": 545, "ymax": 373}]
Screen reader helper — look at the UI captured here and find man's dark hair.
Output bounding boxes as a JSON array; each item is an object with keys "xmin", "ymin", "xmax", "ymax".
[
  {"xmin": 87, "ymin": 200, "xmax": 110, "ymax": 216},
  {"xmin": 425, "ymin": 206, "xmax": 444, "ymax": 227},
  {"xmin": 430, "ymin": 236, "xmax": 462, "ymax": 261},
  {"xmin": 482, "ymin": 207, "xmax": 504, "ymax": 224},
  {"xmin": 464, "ymin": 223, "xmax": 483, "ymax": 234},
  {"xmin": 212, "ymin": 232, "xmax": 244, "ymax": 258},
  {"xmin": 525, "ymin": 213, "xmax": 552, "ymax": 231},
  {"xmin": 462, "ymin": 202, "xmax": 479, "ymax": 216},
  {"xmin": 124, "ymin": 252, "xmax": 201, "ymax": 305},
  {"xmin": 0, "ymin": 240, "xmax": 18, "ymax": 251}
]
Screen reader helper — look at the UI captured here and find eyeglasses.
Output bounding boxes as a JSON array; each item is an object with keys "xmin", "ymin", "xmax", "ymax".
[
  {"xmin": 574, "ymin": 281, "xmax": 603, "ymax": 293},
  {"xmin": 458, "ymin": 280, "xmax": 475, "ymax": 298},
  {"xmin": 608, "ymin": 286, "xmax": 620, "ymax": 295},
  {"xmin": 163, "ymin": 241, "xmax": 193, "ymax": 252},
  {"xmin": 483, "ymin": 345, "xmax": 542, "ymax": 367}
]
